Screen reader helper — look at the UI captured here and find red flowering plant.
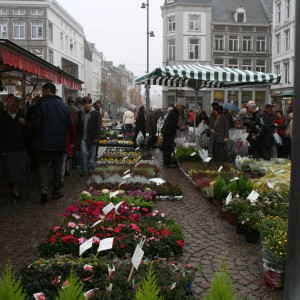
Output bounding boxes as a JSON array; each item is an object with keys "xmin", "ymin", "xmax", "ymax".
[
  {"xmin": 78, "ymin": 189, "xmax": 155, "ymax": 213},
  {"xmin": 39, "ymin": 201, "xmax": 184, "ymax": 259}
]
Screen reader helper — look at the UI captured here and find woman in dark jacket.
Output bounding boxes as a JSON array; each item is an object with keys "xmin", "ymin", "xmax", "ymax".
[
  {"xmin": 0, "ymin": 96, "xmax": 30, "ymax": 199},
  {"xmin": 133, "ymin": 105, "xmax": 146, "ymax": 146}
]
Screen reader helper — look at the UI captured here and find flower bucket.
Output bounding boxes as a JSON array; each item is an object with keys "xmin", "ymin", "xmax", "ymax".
[
  {"xmin": 262, "ymin": 246, "xmax": 286, "ymax": 271},
  {"xmin": 245, "ymin": 229, "xmax": 260, "ymax": 244},
  {"xmin": 263, "ymin": 262, "xmax": 285, "ymax": 289}
]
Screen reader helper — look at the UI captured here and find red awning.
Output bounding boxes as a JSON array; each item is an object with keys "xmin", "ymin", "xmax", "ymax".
[{"xmin": 1, "ymin": 46, "xmax": 82, "ymax": 90}]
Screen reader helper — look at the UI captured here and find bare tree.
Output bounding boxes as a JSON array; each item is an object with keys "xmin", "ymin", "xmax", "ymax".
[
  {"xmin": 128, "ymin": 88, "xmax": 143, "ymax": 106},
  {"xmin": 96, "ymin": 75, "xmax": 112, "ymax": 110},
  {"xmin": 114, "ymin": 86, "xmax": 124, "ymax": 109}
]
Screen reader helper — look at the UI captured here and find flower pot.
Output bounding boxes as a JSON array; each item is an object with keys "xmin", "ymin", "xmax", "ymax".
[
  {"xmin": 263, "ymin": 262, "xmax": 285, "ymax": 289},
  {"xmin": 236, "ymin": 222, "xmax": 246, "ymax": 234},
  {"xmin": 245, "ymin": 229, "xmax": 260, "ymax": 244},
  {"xmin": 212, "ymin": 198, "xmax": 224, "ymax": 218},
  {"xmin": 227, "ymin": 212, "xmax": 237, "ymax": 226}
]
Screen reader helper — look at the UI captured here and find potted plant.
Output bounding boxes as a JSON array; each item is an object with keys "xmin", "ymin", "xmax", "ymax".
[{"xmin": 239, "ymin": 209, "xmax": 264, "ymax": 243}]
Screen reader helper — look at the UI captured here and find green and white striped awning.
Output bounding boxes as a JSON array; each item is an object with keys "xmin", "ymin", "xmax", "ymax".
[{"xmin": 135, "ymin": 64, "xmax": 281, "ymax": 89}]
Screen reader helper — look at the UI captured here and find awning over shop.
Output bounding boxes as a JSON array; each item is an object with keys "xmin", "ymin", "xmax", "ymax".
[
  {"xmin": 0, "ymin": 39, "xmax": 83, "ymax": 90},
  {"xmin": 280, "ymin": 90, "xmax": 294, "ymax": 97},
  {"xmin": 136, "ymin": 64, "xmax": 281, "ymax": 89}
]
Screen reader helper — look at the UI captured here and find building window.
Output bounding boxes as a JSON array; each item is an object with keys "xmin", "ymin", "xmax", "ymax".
[
  {"xmin": 214, "ymin": 58, "xmax": 224, "ymax": 67},
  {"xmin": 0, "ymin": 21, "xmax": 8, "ymax": 38},
  {"xmin": 276, "ymin": 3, "xmax": 281, "ymax": 24},
  {"xmin": 168, "ymin": 39, "xmax": 175, "ymax": 61},
  {"xmin": 214, "ymin": 35, "xmax": 224, "ymax": 51},
  {"xmin": 48, "ymin": 22, "xmax": 53, "ymax": 42},
  {"xmin": 74, "ymin": 41, "xmax": 77, "ymax": 57},
  {"xmin": 31, "ymin": 21, "xmax": 43, "ymax": 39},
  {"xmin": 60, "ymin": 32, "xmax": 64, "ymax": 49},
  {"xmin": 234, "ymin": 6, "xmax": 246, "ymax": 22},
  {"xmin": 237, "ymin": 12, "xmax": 245, "ymax": 22},
  {"xmin": 284, "ymin": 62, "xmax": 289, "ymax": 83},
  {"xmin": 228, "ymin": 59, "xmax": 238, "ymax": 69},
  {"xmin": 168, "ymin": 16, "xmax": 175, "ymax": 32},
  {"xmin": 31, "ymin": 9, "xmax": 43, "ymax": 15},
  {"xmin": 13, "ymin": 8, "xmax": 25, "ymax": 15},
  {"xmin": 276, "ymin": 34, "xmax": 281, "ymax": 54},
  {"xmin": 189, "ymin": 15, "xmax": 200, "ymax": 31},
  {"xmin": 242, "ymin": 36, "xmax": 252, "ymax": 52},
  {"xmin": 189, "ymin": 39, "xmax": 199, "ymax": 59},
  {"xmin": 0, "ymin": 8, "xmax": 8, "ymax": 15},
  {"xmin": 286, "ymin": 0, "xmax": 290, "ymax": 18},
  {"xmin": 65, "ymin": 36, "xmax": 68, "ymax": 52},
  {"xmin": 48, "ymin": 49, "xmax": 53, "ymax": 64},
  {"xmin": 167, "ymin": 0, "xmax": 175, "ymax": 3},
  {"xmin": 256, "ymin": 60, "xmax": 266, "ymax": 72},
  {"xmin": 13, "ymin": 21, "xmax": 25, "ymax": 39},
  {"xmin": 256, "ymin": 37, "xmax": 266, "ymax": 52},
  {"xmin": 70, "ymin": 39, "xmax": 74, "ymax": 54},
  {"xmin": 285, "ymin": 29, "xmax": 290, "ymax": 51},
  {"xmin": 31, "ymin": 48, "xmax": 43, "ymax": 58},
  {"xmin": 274, "ymin": 64, "xmax": 281, "ymax": 75},
  {"xmin": 242, "ymin": 59, "xmax": 252, "ymax": 70},
  {"xmin": 228, "ymin": 36, "xmax": 238, "ymax": 52}
]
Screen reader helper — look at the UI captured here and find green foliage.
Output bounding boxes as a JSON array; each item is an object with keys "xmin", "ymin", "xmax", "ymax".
[
  {"xmin": 204, "ymin": 260, "xmax": 236, "ymax": 300},
  {"xmin": 175, "ymin": 146, "xmax": 201, "ymax": 162},
  {"xmin": 134, "ymin": 264, "xmax": 164, "ymax": 300},
  {"xmin": 0, "ymin": 262, "xmax": 28, "ymax": 300},
  {"xmin": 213, "ymin": 174, "xmax": 230, "ymax": 201},
  {"xmin": 55, "ymin": 270, "xmax": 85, "ymax": 300}
]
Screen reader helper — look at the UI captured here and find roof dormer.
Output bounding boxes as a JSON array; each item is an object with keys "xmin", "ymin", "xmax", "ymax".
[{"xmin": 233, "ymin": 6, "xmax": 246, "ymax": 23}]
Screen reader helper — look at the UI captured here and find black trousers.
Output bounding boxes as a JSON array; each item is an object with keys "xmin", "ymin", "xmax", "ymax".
[{"xmin": 162, "ymin": 134, "xmax": 175, "ymax": 165}]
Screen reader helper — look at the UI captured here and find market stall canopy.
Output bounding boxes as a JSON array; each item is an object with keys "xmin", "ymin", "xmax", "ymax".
[
  {"xmin": 136, "ymin": 64, "xmax": 281, "ymax": 89},
  {"xmin": 0, "ymin": 39, "xmax": 83, "ymax": 90},
  {"xmin": 280, "ymin": 90, "xmax": 293, "ymax": 97}
]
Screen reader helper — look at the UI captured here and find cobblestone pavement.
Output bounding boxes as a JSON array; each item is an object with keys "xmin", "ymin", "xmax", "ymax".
[{"xmin": 0, "ymin": 149, "xmax": 283, "ymax": 299}]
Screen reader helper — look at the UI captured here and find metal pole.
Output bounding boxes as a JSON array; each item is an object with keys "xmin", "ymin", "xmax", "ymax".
[
  {"xmin": 145, "ymin": 0, "xmax": 150, "ymax": 113},
  {"xmin": 284, "ymin": 0, "xmax": 300, "ymax": 298}
]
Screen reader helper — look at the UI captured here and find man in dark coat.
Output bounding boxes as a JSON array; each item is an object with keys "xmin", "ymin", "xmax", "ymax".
[
  {"xmin": 146, "ymin": 105, "xmax": 158, "ymax": 149},
  {"xmin": 76, "ymin": 96, "xmax": 101, "ymax": 176},
  {"xmin": 31, "ymin": 83, "xmax": 71, "ymax": 204},
  {"xmin": 161, "ymin": 103, "xmax": 185, "ymax": 167},
  {"xmin": 244, "ymin": 101, "xmax": 274, "ymax": 160}
]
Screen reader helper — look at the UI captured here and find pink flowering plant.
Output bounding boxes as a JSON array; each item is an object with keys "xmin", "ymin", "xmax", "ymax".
[{"xmin": 39, "ymin": 201, "xmax": 184, "ymax": 259}]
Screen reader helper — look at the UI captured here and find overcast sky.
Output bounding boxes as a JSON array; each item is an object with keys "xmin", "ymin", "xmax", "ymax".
[{"xmin": 57, "ymin": 0, "xmax": 164, "ymax": 78}]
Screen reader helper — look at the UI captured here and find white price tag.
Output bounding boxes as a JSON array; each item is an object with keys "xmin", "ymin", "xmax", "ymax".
[
  {"xmin": 218, "ymin": 166, "xmax": 223, "ymax": 172},
  {"xmin": 114, "ymin": 201, "xmax": 124, "ymax": 211},
  {"xmin": 119, "ymin": 181, "xmax": 126, "ymax": 186},
  {"xmin": 225, "ymin": 192, "xmax": 232, "ymax": 205},
  {"xmin": 170, "ymin": 283, "xmax": 176, "ymax": 290},
  {"xmin": 122, "ymin": 156, "xmax": 128, "ymax": 160},
  {"xmin": 109, "ymin": 191, "xmax": 120, "ymax": 198},
  {"xmin": 131, "ymin": 244, "xmax": 144, "ymax": 270},
  {"xmin": 102, "ymin": 202, "xmax": 115, "ymax": 215},
  {"xmin": 230, "ymin": 177, "xmax": 239, "ymax": 182},
  {"xmin": 149, "ymin": 178, "xmax": 165, "ymax": 185},
  {"xmin": 72, "ymin": 213, "xmax": 81, "ymax": 220},
  {"xmin": 106, "ymin": 283, "xmax": 113, "ymax": 291},
  {"xmin": 247, "ymin": 190, "xmax": 260, "ymax": 202},
  {"xmin": 123, "ymin": 174, "xmax": 131, "ymax": 180},
  {"xmin": 79, "ymin": 237, "xmax": 93, "ymax": 256},
  {"xmin": 204, "ymin": 156, "xmax": 212, "ymax": 162},
  {"xmin": 107, "ymin": 264, "xmax": 116, "ymax": 276},
  {"xmin": 190, "ymin": 152, "xmax": 196, "ymax": 157},
  {"xmin": 123, "ymin": 169, "xmax": 130, "ymax": 175},
  {"xmin": 267, "ymin": 181, "xmax": 274, "ymax": 189},
  {"xmin": 90, "ymin": 218, "xmax": 103, "ymax": 228},
  {"xmin": 135, "ymin": 162, "xmax": 141, "ymax": 167},
  {"xmin": 135, "ymin": 147, "xmax": 140, "ymax": 151},
  {"xmin": 98, "ymin": 237, "xmax": 114, "ymax": 252}
]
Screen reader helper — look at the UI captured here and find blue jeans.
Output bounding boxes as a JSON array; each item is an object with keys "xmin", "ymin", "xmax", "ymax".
[{"xmin": 80, "ymin": 139, "xmax": 96, "ymax": 174}]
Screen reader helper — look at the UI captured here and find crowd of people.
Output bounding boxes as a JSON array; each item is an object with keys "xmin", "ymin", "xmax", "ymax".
[
  {"xmin": 0, "ymin": 83, "xmax": 102, "ymax": 204},
  {"xmin": 0, "ymin": 89, "xmax": 293, "ymax": 202},
  {"xmin": 160, "ymin": 101, "xmax": 293, "ymax": 166}
]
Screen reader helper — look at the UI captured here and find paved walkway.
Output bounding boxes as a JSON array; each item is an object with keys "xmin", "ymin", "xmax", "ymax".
[{"xmin": 0, "ymin": 150, "xmax": 283, "ymax": 299}]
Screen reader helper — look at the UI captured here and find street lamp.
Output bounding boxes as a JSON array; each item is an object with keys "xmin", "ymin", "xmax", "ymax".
[{"xmin": 141, "ymin": 1, "xmax": 155, "ymax": 113}]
